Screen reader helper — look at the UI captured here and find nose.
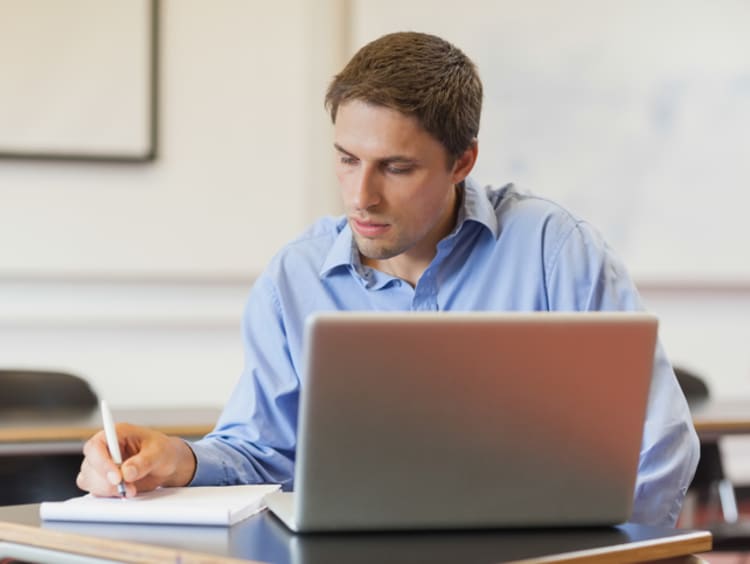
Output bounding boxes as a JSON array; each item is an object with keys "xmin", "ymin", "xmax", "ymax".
[{"xmin": 351, "ymin": 166, "xmax": 381, "ymax": 211}]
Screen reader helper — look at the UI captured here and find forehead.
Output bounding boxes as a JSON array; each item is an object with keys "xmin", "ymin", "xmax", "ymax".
[{"xmin": 334, "ymin": 100, "xmax": 444, "ymax": 159}]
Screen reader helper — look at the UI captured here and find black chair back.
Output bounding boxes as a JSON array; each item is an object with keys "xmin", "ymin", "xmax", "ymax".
[
  {"xmin": 0, "ymin": 369, "xmax": 97, "ymax": 409},
  {"xmin": 0, "ymin": 370, "xmax": 98, "ymax": 505},
  {"xmin": 673, "ymin": 366, "xmax": 709, "ymax": 406}
]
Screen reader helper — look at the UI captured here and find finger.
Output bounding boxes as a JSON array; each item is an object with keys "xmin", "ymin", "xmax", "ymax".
[
  {"xmin": 79, "ymin": 434, "xmax": 120, "ymax": 496},
  {"xmin": 132, "ymin": 474, "xmax": 167, "ymax": 494},
  {"xmin": 82, "ymin": 430, "xmax": 121, "ymax": 475},
  {"xmin": 77, "ymin": 458, "xmax": 133, "ymax": 497}
]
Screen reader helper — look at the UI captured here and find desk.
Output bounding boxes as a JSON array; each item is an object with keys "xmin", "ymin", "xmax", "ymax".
[
  {"xmin": 0, "ymin": 503, "xmax": 712, "ymax": 564},
  {"xmin": 0, "ymin": 406, "xmax": 221, "ymax": 455},
  {"xmin": 688, "ymin": 398, "xmax": 750, "ymax": 527},
  {"xmin": 691, "ymin": 399, "xmax": 750, "ymax": 439}
]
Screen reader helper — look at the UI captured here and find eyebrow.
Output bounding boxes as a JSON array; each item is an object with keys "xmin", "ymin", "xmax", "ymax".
[{"xmin": 333, "ymin": 143, "xmax": 418, "ymax": 164}]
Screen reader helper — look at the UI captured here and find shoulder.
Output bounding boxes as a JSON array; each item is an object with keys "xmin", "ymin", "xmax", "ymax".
[
  {"xmin": 261, "ymin": 215, "xmax": 347, "ymax": 281},
  {"xmin": 471, "ymin": 180, "xmax": 610, "ymax": 270},
  {"xmin": 244, "ymin": 215, "xmax": 345, "ymax": 314},
  {"xmin": 484, "ymin": 183, "xmax": 584, "ymax": 242}
]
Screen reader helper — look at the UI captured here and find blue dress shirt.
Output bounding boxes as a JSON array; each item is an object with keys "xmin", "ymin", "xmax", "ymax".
[{"xmin": 190, "ymin": 178, "xmax": 699, "ymax": 527}]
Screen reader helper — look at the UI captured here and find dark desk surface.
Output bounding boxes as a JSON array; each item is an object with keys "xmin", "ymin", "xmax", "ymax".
[{"xmin": 0, "ymin": 503, "xmax": 712, "ymax": 564}]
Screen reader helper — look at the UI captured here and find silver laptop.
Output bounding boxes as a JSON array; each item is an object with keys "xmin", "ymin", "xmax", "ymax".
[{"xmin": 266, "ymin": 311, "xmax": 657, "ymax": 532}]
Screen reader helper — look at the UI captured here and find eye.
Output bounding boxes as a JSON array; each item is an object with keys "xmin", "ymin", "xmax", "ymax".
[
  {"xmin": 385, "ymin": 165, "xmax": 413, "ymax": 175},
  {"xmin": 339, "ymin": 155, "xmax": 358, "ymax": 166}
]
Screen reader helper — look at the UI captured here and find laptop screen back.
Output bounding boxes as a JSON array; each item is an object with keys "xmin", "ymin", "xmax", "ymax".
[{"xmin": 291, "ymin": 312, "xmax": 657, "ymax": 531}]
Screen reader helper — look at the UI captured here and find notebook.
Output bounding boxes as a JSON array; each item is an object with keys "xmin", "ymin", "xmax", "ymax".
[
  {"xmin": 40, "ymin": 484, "xmax": 280, "ymax": 526},
  {"xmin": 266, "ymin": 311, "xmax": 658, "ymax": 532}
]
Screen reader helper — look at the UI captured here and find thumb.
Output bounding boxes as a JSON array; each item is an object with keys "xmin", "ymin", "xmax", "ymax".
[
  {"xmin": 120, "ymin": 460, "xmax": 140, "ymax": 483},
  {"xmin": 120, "ymin": 441, "xmax": 163, "ymax": 483}
]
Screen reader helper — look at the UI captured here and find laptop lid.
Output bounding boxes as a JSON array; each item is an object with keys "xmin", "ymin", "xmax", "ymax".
[{"xmin": 275, "ymin": 311, "xmax": 657, "ymax": 532}]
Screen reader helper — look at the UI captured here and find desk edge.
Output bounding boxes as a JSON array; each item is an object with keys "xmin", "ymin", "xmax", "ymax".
[
  {"xmin": 509, "ymin": 529, "xmax": 712, "ymax": 564},
  {"xmin": 0, "ymin": 520, "xmax": 257, "ymax": 564}
]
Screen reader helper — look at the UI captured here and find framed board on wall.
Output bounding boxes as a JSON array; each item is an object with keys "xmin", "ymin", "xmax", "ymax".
[{"xmin": 0, "ymin": 0, "xmax": 158, "ymax": 162}]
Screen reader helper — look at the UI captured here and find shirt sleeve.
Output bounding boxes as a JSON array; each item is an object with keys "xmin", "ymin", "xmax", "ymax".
[
  {"xmin": 545, "ymin": 218, "xmax": 699, "ymax": 526},
  {"xmin": 188, "ymin": 273, "xmax": 299, "ymax": 490}
]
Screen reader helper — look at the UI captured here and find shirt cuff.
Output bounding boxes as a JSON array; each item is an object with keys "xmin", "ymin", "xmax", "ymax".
[{"xmin": 186, "ymin": 438, "xmax": 231, "ymax": 486}]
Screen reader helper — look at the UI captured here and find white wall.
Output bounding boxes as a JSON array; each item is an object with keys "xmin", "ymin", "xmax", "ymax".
[
  {"xmin": 0, "ymin": 0, "xmax": 346, "ymax": 407},
  {"xmin": 0, "ymin": 0, "xmax": 343, "ymax": 278},
  {"xmin": 640, "ymin": 287, "xmax": 750, "ymax": 399},
  {"xmin": 0, "ymin": 278, "xmax": 247, "ymax": 407},
  {"xmin": 1, "ymin": 0, "xmax": 748, "ymax": 414}
]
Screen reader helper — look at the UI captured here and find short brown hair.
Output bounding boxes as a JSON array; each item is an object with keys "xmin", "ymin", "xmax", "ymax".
[{"xmin": 325, "ymin": 32, "xmax": 482, "ymax": 162}]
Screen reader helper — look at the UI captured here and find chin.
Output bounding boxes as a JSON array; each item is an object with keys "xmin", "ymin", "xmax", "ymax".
[{"xmin": 356, "ymin": 241, "xmax": 398, "ymax": 262}]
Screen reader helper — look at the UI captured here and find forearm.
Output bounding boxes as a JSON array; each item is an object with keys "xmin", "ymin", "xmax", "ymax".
[{"xmin": 631, "ymin": 347, "xmax": 700, "ymax": 526}]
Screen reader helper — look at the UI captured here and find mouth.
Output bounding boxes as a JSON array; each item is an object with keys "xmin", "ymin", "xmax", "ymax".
[{"xmin": 351, "ymin": 218, "xmax": 391, "ymax": 238}]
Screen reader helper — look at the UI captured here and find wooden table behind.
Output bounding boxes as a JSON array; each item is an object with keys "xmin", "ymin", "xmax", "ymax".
[{"xmin": 0, "ymin": 406, "xmax": 221, "ymax": 453}]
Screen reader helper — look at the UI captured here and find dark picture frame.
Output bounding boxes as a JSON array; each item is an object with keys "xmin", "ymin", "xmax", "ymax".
[{"xmin": 0, "ymin": 0, "xmax": 159, "ymax": 163}]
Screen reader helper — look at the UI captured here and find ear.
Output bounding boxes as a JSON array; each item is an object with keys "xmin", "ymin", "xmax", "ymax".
[{"xmin": 450, "ymin": 140, "xmax": 479, "ymax": 184}]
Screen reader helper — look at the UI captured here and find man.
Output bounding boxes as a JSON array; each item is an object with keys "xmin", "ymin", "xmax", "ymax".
[{"xmin": 78, "ymin": 31, "xmax": 698, "ymax": 526}]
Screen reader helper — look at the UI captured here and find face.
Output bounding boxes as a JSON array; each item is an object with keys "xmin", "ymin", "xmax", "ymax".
[{"xmin": 333, "ymin": 100, "xmax": 476, "ymax": 278}]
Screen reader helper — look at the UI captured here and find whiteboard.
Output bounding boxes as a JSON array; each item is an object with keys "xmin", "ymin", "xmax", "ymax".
[
  {"xmin": 0, "ymin": 0, "xmax": 155, "ymax": 161},
  {"xmin": 352, "ymin": 0, "xmax": 750, "ymax": 282}
]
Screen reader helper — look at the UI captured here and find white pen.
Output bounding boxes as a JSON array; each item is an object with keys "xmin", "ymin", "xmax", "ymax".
[{"xmin": 100, "ymin": 399, "xmax": 127, "ymax": 498}]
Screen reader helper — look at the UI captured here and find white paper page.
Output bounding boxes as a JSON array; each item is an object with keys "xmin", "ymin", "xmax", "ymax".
[{"xmin": 39, "ymin": 484, "xmax": 281, "ymax": 526}]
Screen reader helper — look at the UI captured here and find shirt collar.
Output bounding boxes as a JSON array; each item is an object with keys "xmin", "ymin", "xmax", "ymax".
[
  {"xmin": 458, "ymin": 176, "xmax": 499, "ymax": 238},
  {"xmin": 318, "ymin": 176, "xmax": 499, "ymax": 279},
  {"xmin": 319, "ymin": 221, "xmax": 360, "ymax": 278}
]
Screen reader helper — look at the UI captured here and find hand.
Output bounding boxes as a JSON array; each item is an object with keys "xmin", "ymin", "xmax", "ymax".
[{"xmin": 77, "ymin": 423, "xmax": 197, "ymax": 497}]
